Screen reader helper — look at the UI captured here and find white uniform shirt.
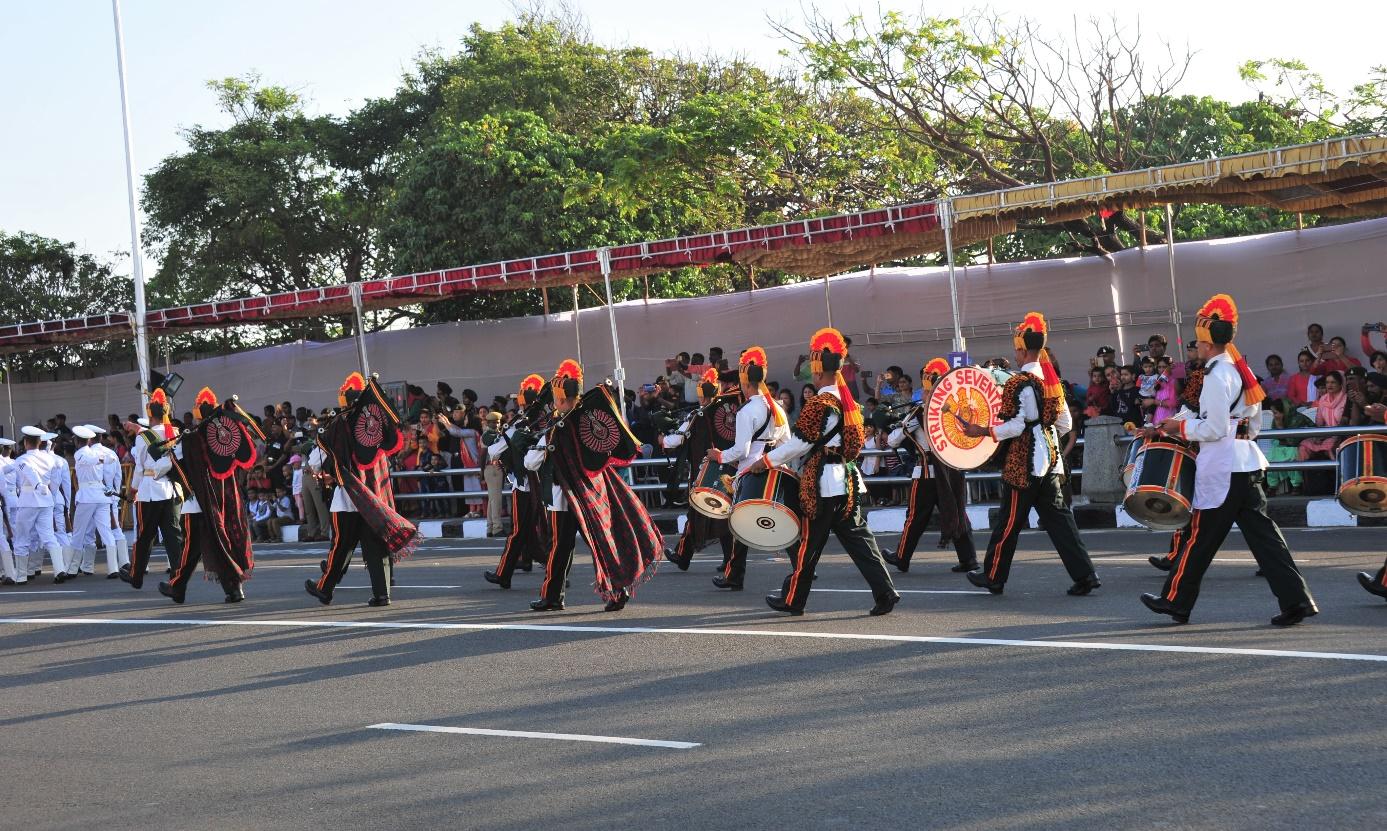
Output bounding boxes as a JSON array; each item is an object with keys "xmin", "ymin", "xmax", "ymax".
[
  {"xmin": 0, "ymin": 456, "xmax": 15, "ymax": 509},
  {"xmin": 11, "ymin": 450, "xmax": 59, "ymax": 508},
  {"xmin": 41, "ymin": 449, "xmax": 70, "ymax": 513},
  {"xmin": 307, "ymin": 446, "xmax": 355, "ymax": 512},
  {"xmin": 523, "ymin": 442, "xmax": 566, "ymax": 512},
  {"xmin": 989, "ymin": 362, "xmax": 1072, "ymax": 478},
  {"xmin": 720, "ymin": 394, "xmax": 791, "ymax": 475},
  {"xmin": 74, "ymin": 445, "xmax": 110, "ymax": 504},
  {"xmin": 173, "ymin": 442, "xmax": 200, "ymax": 514},
  {"xmin": 487, "ymin": 427, "xmax": 529, "ymax": 492},
  {"xmin": 96, "ymin": 444, "xmax": 123, "ymax": 506},
  {"xmin": 130, "ymin": 427, "xmax": 178, "ymax": 502},
  {"xmin": 1174, "ymin": 352, "xmax": 1267, "ymax": 509},
  {"xmin": 767, "ymin": 386, "xmax": 862, "ymax": 497},
  {"xmin": 886, "ymin": 415, "xmax": 931, "ymax": 480}
]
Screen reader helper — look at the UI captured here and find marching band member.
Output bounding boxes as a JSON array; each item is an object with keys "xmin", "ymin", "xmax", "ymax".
[
  {"xmin": 306, "ymin": 373, "xmax": 419, "ymax": 607},
  {"xmin": 524, "ymin": 359, "xmax": 662, "ymax": 612},
  {"xmin": 959, "ymin": 312, "xmax": 1100, "ymax": 596},
  {"xmin": 707, "ymin": 347, "xmax": 788, "ymax": 589},
  {"xmin": 1141, "ymin": 294, "xmax": 1317, "ymax": 625},
  {"xmin": 120, "ymin": 390, "xmax": 185, "ymax": 589},
  {"xmin": 483, "ymin": 374, "xmax": 549, "ymax": 589},
  {"xmin": 664, "ymin": 367, "xmax": 739, "ymax": 575},
  {"xmin": 162, "ymin": 389, "xmax": 261, "ymax": 604},
  {"xmin": 1359, "ymin": 401, "xmax": 1387, "ymax": 600},
  {"xmin": 883, "ymin": 358, "xmax": 978, "ymax": 574},
  {"xmin": 750, "ymin": 328, "xmax": 899, "ymax": 616}
]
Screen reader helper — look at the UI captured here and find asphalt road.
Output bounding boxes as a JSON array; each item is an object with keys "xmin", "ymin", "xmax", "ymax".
[{"xmin": 2, "ymin": 528, "xmax": 1385, "ymax": 831}]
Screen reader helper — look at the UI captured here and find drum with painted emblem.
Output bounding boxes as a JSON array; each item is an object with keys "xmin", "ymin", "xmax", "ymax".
[
  {"xmin": 924, "ymin": 365, "xmax": 1006, "ymax": 470},
  {"xmin": 1337, "ymin": 433, "xmax": 1387, "ymax": 517},
  {"xmin": 689, "ymin": 457, "xmax": 734, "ymax": 519},
  {"xmin": 1123, "ymin": 440, "xmax": 1197, "ymax": 531},
  {"xmin": 729, "ymin": 466, "xmax": 801, "ymax": 551}
]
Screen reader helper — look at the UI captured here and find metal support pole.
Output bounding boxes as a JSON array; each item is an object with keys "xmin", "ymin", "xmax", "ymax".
[
  {"xmin": 4, "ymin": 361, "xmax": 15, "ymax": 439},
  {"xmin": 348, "ymin": 282, "xmax": 370, "ymax": 376},
  {"xmin": 571, "ymin": 284, "xmax": 583, "ymax": 366},
  {"xmin": 1165, "ymin": 203, "xmax": 1184, "ymax": 349},
  {"xmin": 111, "ymin": 0, "xmax": 151, "ymax": 409},
  {"xmin": 597, "ymin": 248, "xmax": 625, "ymax": 389},
  {"xmin": 941, "ymin": 199, "xmax": 965, "ymax": 353},
  {"xmin": 822, "ymin": 273, "xmax": 832, "ymax": 328}
]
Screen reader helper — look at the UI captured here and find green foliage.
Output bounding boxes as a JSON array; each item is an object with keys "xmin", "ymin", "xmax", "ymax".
[
  {"xmin": 6, "ymin": 11, "xmax": 1387, "ymax": 372},
  {"xmin": 0, "ymin": 230, "xmax": 132, "ymax": 376}
]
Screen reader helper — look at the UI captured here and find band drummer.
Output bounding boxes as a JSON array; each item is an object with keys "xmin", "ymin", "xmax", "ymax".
[
  {"xmin": 957, "ymin": 312, "xmax": 1101, "ymax": 597},
  {"xmin": 707, "ymin": 347, "xmax": 788, "ymax": 590},
  {"xmin": 1140, "ymin": 293, "xmax": 1318, "ymax": 625}
]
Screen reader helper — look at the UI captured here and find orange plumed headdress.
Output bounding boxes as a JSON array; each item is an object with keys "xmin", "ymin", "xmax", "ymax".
[
  {"xmin": 518, "ymin": 374, "xmax": 546, "ymax": 408},
  {"xmin": 338, "ymin": 372, "xmax": 366, "ymax": 407},
  {"xmin": 921, "ymin": 358, "xmax": 950, "ymax": 392},
  {"xmin": 194, "ymin": 387, "xmax": 217, "ymax": 409},
  {"xmin": 1195, "ymin": 293, "xmax": 1265, "ymax": 406},
  {"xmin": 739, "ymin": 345, "xmax": 786, "ymax": 427},
  {"xmin": 809, "ymin": 327, "xmax": 862, "ymax": 427},
  {"xmin": 699, "ymin": 367, "xmax": 721, "ymax": 395},
  {"xmin": 194, "ymin": 386, "xmax": 218, "ymax": 418},
  {"xmin": 552, "ymin": 359, "xmax": 583, "ymax": 406},
  {"xmin": 147, "ymin": 388, "xmax": 172, "ymax": 425},
  {"xmin": 1013, "ymin": 312, "xmax": 1064, "ymax": 402}
]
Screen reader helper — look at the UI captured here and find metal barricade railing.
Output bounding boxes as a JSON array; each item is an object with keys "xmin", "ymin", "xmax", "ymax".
[{"xmin": 386, "ymin": 424, "xmax": 1382, "ymax": 503}]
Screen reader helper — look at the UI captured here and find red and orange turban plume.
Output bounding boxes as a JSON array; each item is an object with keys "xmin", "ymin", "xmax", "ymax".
[
  {"xmin": 518, "ymin": 373, "xmax": 546, "ymax": 408},
  {"xmin": 552, "ymin": 359, "xmax": 583, "ymax": 406},
  {"xmin": 1195, "ymin": 293, "xmax": 1265, "ymax": 406},
  {"xmin": 739, "ymin": 345, "xmax": 786, "ymax": 427},
  {"xmin": 338, "ymin": 372, "xmax": 366, "ymax": 408},
  {"xmin": 1013, "ymin": 312, "xmax": 1064, "ymax": 403},
  {"xmin": 921, "ymin": 358, "xmax": 950, "ymax": 392},
  {"xmin": 194, "ymin": 387, "xmax": 218, "ymax": 410},
  {"xmin": 809, "ymin": 327, "xmax": 862, "ymax": 428},
  {"xmin": 147, "ymin": 388, "xmax": 172, "ymax": 424}
]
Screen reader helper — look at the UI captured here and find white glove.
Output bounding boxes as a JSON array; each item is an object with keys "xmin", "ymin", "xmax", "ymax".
[{"xmin": 904, "ymin": 418, "xmax": 920, "ymax": 432}]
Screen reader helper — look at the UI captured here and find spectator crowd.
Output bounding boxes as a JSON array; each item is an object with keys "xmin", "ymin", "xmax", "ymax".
[{"xmin": 8, "ymin": 321, "xmax": 1385, "ymax": 533}]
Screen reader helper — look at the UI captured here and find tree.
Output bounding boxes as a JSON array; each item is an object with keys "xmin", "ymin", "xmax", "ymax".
[{"xmin": 0, "ymin": 231, "xmax": 132, "ymax": 377}]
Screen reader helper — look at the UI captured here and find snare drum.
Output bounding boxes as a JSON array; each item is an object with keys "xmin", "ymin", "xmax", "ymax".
[
  {"xmin": 1337, "ymin": 434, "xmax": 1387, "ymax": 517},
  {"xmin": 689, "ymin": 458, "xmax": 734, "ymax": 519},
  {"xmin": 1123, "ymin": 440, "xmax": 1197, "ymax": 531},
  {"xmin": 729, "ymin": 466, "xmax": 801, "ymax": 550}
]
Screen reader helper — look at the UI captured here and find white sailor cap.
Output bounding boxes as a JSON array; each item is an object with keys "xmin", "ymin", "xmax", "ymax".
[
  {"xmin": 0, "ymin": 438, "xmax": 14, "ymax": 446},
  {"xmin": 83, "ymin": 424, "xmax": 107, "ymax": 435},
  {"xmin": 40, "ymin": 431, "xmax": 58, "ymax": 442},
  {"xmin": 137, "ymin": 417, "xmax": 150, "ymax": 428},
  {"xmin": 21, "ymin": 425, "xmax": 44, "ymax": 438},
  {"xmin": 73, "ymin": 426, "xmax": 96, "ymax": 440}
]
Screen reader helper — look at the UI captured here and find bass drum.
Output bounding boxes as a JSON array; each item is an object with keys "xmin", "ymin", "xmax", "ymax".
[
  {"xmin": 729, "ymin": 466, "xmax": 801, "ymax": 551},
  {"xmin": 689, "ymin": 457, "xmax": 734, "ymax": 519},
  {"xmin": 924, "ymin": 365, "xmax": 1007, "ymax": 470},
  {"xmin": 1337, "ymin": 433, "xmax": 1387, "ymax": 517},
  {"xmin": 1123, "ymin": 440, "xmax": 1197, "ymax": 531}
]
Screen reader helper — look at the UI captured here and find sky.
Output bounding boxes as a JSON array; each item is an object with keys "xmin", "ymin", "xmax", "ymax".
[{"xmin": 2, "ymin": 0, "xmax": 1385, "ymax": 277}]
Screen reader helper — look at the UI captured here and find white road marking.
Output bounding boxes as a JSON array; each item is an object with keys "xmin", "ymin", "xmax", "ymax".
[
  {"xmin": 1, "ymin": 590, "xmax": 86, "ymax": 595},
  {"xmin": 3, "ymin": 616, "xmax": 1384, "ymax": 664},
  {"xmin": 1095, "ymin": 557, "xmax": 1259, "ymax": 564},
  {"xmin": 368, "ymin": 722, "xmax": 700, "ymax": 749},
  {"xmin": 336, "ymin": 585, "xmax": 461, "ymax": 590},
  {"xmin": 812, "ymin": 588, "xmax": 989, "ymax": 595}
]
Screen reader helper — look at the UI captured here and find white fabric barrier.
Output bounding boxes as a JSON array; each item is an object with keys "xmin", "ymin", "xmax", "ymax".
[{"xmin": 9, "ymin": 218, "xmax": 1387, "ymax": 426}]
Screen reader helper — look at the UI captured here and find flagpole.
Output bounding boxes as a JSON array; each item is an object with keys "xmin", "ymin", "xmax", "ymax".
[{"xmin": 111, "ymin": 0, "xmax": 152, "ymax": 409}]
